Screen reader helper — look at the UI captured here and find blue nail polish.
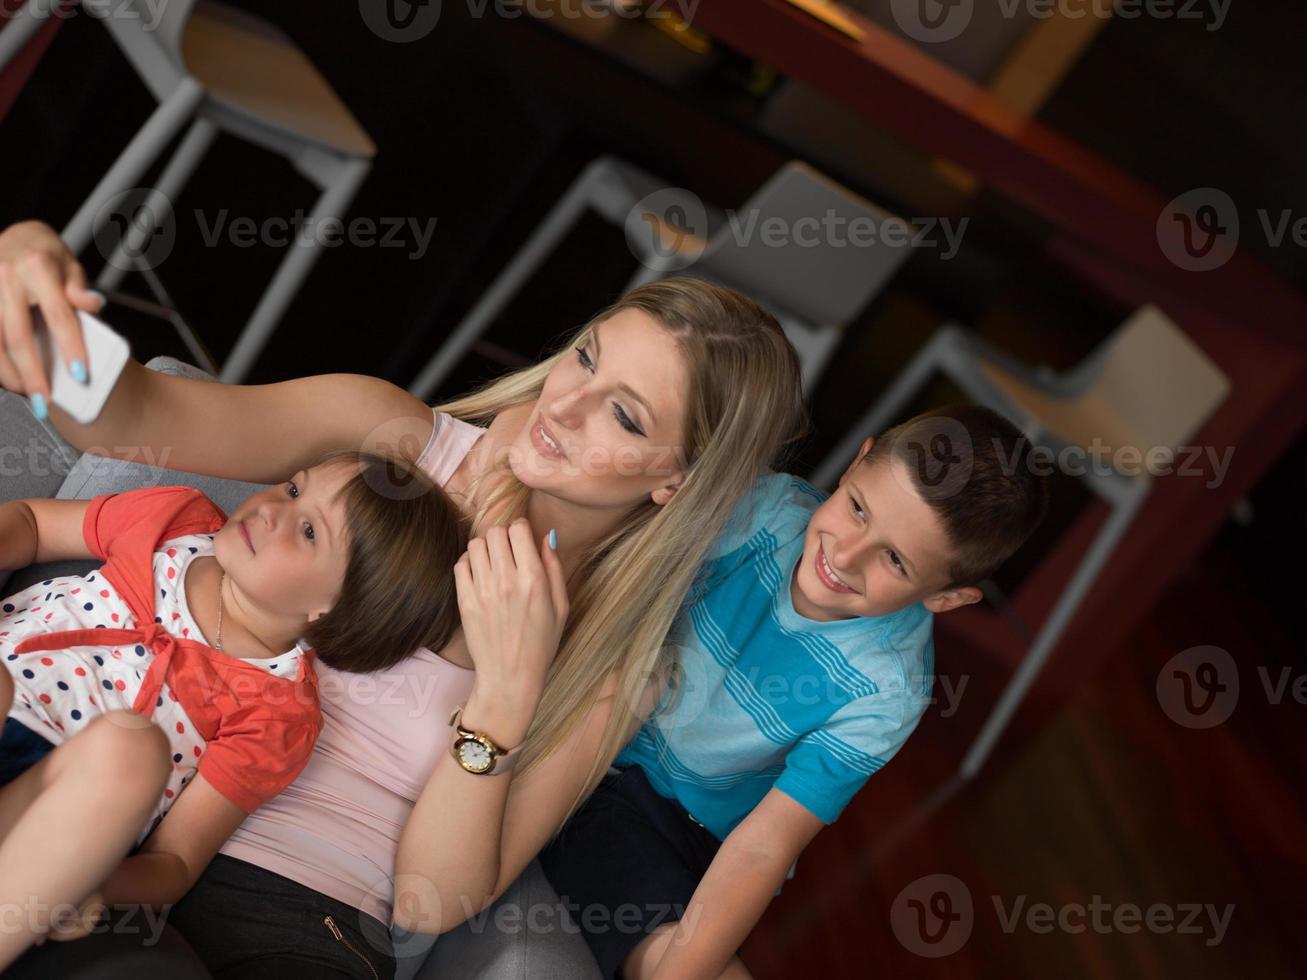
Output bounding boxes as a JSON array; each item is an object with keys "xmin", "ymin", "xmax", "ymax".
[
  {"xmin": 30, "ymin": 393, "xmax": 48, "ymax": 420},
  {"xmin": 548, "ymin": 529, "xmax": 557, "ymax": 551},
  {"xmin": 70, "ymin": 359, "xmax": 88, "ymax": 385}
]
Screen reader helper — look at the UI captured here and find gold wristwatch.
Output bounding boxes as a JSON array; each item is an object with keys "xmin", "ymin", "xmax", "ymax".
[{"xmin": 449, "ymin": 706, "xmax": 522, "ymax": 775}]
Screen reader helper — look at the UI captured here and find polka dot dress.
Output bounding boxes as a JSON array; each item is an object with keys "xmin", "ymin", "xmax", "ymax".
[{"xmin": 1, "ymin": 533, "xmax": 305, "ymax": 841}]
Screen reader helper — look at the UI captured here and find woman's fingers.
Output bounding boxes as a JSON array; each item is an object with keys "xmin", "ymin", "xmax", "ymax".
[
  {"xmin": 540, "ymin": 529, "xmax": 569, "ymax": 621},
  {"xmin": 465, "ymin": 535, "xmax": 491, "ymax": 590},
  {"xmin": 0, "ymin": 269, "xmax": 30, "ymax": 394},
  {"xmin": 468, "ymin": 520, "xmax": 564, "ymax": 618},
  {"xmin": 63, "ymin": 259, "xmax": 102, "ymax": 312},
  {"xmin": 453, "ymin": 555, "xmax": 484, "ymax": 657},
  {"xmin": 483, "ymin": 523, "xmax": 515, "ymax": 582},
  {"xmin": 506, "ymin": 518, "xmax": 542, "ymax": 577},
  {"xmin": 31, "ymin": 253, "xmax": 90, "ymax": 383},
  {"xmin": 453, "ymin": 553, "xmax": 474, "ymax": 605},
  {"xmin": 1, "ymin": 286, "xmax": 47, "ymax": 404},
  {"xmin": 0, "ymin": 221, "xmax": 92, "ymax": 399},
  {"xmin": 0, "ymin": 333, "xmax": 22, "ymax": 393}
]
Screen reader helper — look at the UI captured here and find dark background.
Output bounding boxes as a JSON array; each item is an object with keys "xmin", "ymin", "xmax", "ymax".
[{"xmin": 3, "ymin": 2, "xmax": 1304, "ymax": 976}]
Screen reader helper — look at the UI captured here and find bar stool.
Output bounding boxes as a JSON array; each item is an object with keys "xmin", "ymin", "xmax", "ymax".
[
  {"xmin": 408, "ymin": 158, "xmax": 911, "ymax": 400},
  {"xmin": 6, "ymin": 0, "xmax": 376, "ymax": 382}
]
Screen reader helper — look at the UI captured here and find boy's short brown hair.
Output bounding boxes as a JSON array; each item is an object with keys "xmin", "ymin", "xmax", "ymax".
[
  {"xmin": 303, "ymin": 451, "xmax": 467, "ymax": 673},
  {"xmin": 864, "ymin": 405, "xmax": 1048, "ymax": 587}
]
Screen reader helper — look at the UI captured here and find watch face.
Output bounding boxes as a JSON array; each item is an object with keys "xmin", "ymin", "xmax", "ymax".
[{"xmin": 456, "ymin": 738, "xmax": 494, "ymax": 773}]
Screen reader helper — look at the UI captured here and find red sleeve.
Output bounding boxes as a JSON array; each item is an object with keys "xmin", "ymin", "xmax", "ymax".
[
  {"xmin": 198, "ymin": 681, "xmax": 322, "ymax": 813},
  {"xmin": 83, "ymin": 486, "xmax": 228, "ymax": 561},
  {"xmin": 82, "ymin": 487, "xmax": 228, "ymax": 620}
]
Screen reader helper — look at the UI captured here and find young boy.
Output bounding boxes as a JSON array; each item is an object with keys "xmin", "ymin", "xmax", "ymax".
[{"xmin": 539, "ymin": 405, "xmax": 1048, "ymax": 980}]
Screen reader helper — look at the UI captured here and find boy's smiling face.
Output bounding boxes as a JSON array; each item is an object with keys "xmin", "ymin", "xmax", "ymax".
[{"xmin": 791, "ymin": 438, "xmax": 983, "ymax": 622}]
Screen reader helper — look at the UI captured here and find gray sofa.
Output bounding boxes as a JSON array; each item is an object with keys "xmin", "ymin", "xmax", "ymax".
[{"xmin": 1, "ymin": 358, "xmax": 600, "ymax": 980}]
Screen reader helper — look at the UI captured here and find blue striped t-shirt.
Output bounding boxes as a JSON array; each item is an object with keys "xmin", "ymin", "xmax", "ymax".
[{"xmin": 614, "ymin": 473, "xmax": 935, "ymax": 840}]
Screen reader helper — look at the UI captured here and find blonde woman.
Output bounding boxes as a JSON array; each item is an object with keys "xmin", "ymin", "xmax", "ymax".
[{"xmin": 0, "ymin": 220, "xmax": 803, "ymax": 979}]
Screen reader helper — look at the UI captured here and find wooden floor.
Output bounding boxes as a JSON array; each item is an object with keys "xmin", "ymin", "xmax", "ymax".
[{"xmin": 742, "ymin": 507, "xmax": 1306, "ymax": 979}]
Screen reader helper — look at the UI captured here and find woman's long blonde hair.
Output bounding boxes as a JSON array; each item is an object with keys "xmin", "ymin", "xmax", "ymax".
[{"xmin": 435, "ymin": 277, "xmax": 805, "ymax": 825}]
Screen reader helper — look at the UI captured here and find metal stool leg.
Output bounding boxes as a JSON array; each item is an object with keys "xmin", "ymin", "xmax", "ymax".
[
  {"xmin": 810, "ymin": 325, "xmax": 965, "ymax": 489},
  {"xmin": 0, "ymin": 0, "xmax": 50, "ymax": 72},
  {"xmin": 62, "ymin": 76, "xmax": 204, "ymax": 254},
  {"xmin": 959, "ymin": 478, "xmax": 1149, "ymax": 779},
  {"xmin": 219, "ymin": 153, "xmax": 371, "ymax": 383},
  {"xmin": 94, "ymin": 116, "xmax": 217, "ymax": 292},
  {"xmin": 407, "ymin": 157, "xmax": 637, "ymax": 401}
]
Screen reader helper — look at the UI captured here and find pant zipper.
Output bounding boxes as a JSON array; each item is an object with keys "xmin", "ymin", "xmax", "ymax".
[{"xmin": 324, "ymin": 914, "xmax": 380, "ymax": 980}]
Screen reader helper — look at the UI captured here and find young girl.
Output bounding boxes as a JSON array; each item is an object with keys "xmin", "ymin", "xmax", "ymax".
[{"xmin": 0, "ymin": 450, "xmax": 465, "ymax": 966}]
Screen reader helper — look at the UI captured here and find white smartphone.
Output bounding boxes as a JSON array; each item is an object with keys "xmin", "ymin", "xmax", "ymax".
[{"xmin": 33, "ymin": 309, "xmax": 132, "ymax": 425}]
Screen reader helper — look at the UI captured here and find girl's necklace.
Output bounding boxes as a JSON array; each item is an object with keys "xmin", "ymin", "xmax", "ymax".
[{"xmin": 215, "ymin": 572, "xmax": 225, "ymax": 652}]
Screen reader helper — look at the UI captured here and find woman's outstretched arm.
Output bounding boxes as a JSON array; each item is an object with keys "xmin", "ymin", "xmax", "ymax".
[
  {"xmin": 56, "ymin": 359, "xmax": 435, "ymax": 484},
  {"xmin": 0, "ymin": 221, "xmax": 434, "ymax": 485}
]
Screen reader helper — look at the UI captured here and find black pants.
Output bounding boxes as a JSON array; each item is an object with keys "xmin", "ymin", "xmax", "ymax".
[
  {"xmin": 0, "ymin": 718, "xmax": 55, "ymax": 787},
  {"xmin": 7, "ymin": 856, "xmax": 396, "ymax": 980},
  {"xmin": 539, "ymin": 766, "xmax": 722, "ymax": 980}
]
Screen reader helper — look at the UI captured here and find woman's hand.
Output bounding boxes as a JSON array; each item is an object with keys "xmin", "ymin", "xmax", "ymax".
[
  {"xmin": 454, "ymin": 519, "xmax": 568, "ymax": 748},
  {"xmin": 0, "ymin": 221, "xmax": 104, "ymax": 405}
]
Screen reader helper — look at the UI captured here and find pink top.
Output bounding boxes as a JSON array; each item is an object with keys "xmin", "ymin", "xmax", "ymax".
[{"xmin": 219, "ymin": 409, "xmax": 482, "ymax": 925}]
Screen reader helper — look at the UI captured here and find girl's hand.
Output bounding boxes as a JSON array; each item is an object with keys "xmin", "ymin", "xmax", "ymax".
[
  {"xmin": 453, "ymin": 519, "xmax": 568, "ymax": 747},
  {"xmin": 0, "ymin": 501, "xmax": 36, "ymax": 571},
  {"xmin": 0, "ymin": 221, "xmax": 104, "ymax": 404}
]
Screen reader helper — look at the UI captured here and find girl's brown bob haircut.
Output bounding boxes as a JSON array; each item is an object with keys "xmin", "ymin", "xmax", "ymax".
[{"xmin": 302, "ymin": 450, "xmax": 467, "ymax": 673}]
